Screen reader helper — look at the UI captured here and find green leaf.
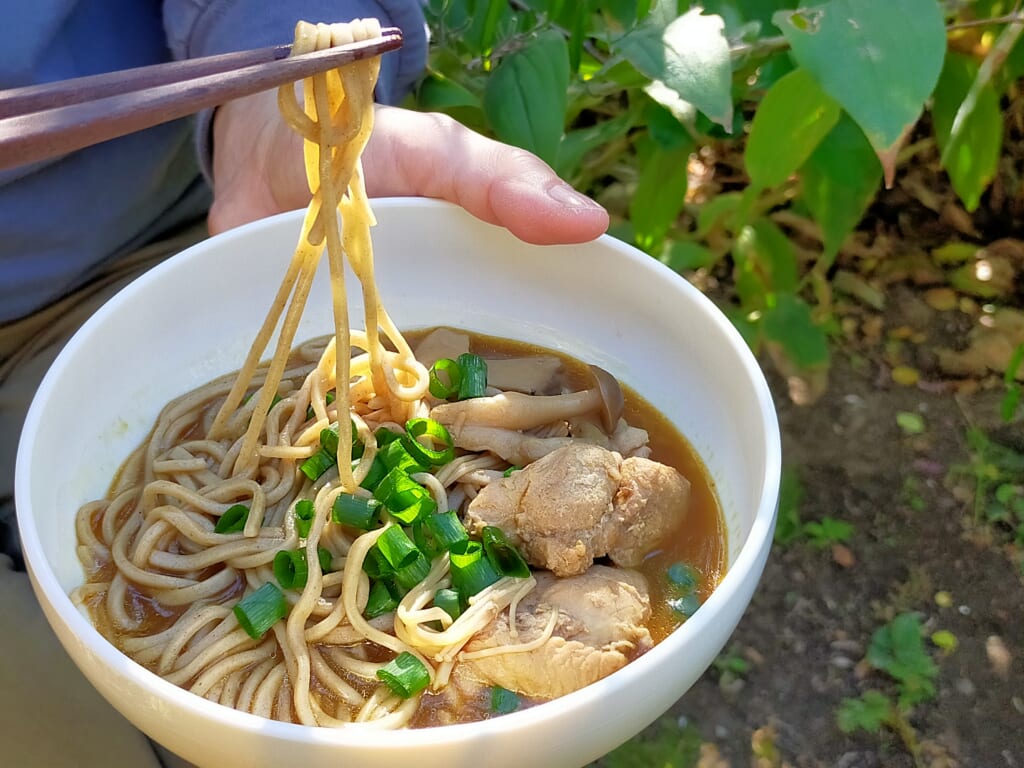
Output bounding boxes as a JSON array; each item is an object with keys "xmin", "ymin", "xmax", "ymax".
[
  {"xmin": 761, "ymin": 293, "xmax": 830, "ymax": 370},
  {"xmin": 630, "ymin": 144, "xmax": 692, "ymax": 252},
  {"xmin": 773, "ymin": 0, "xmax": 946, "ymax": 164},
  {"xmin": 802, "ymin": 516, "xmax": 853, "ymax": 547},
  {"xmin": 614, "ymin": 2, "xmax": 734, "ymax": 129},
  {"xmin": 896, "ymin": 411, "xmax": 925, "ymax": 435},
  {"xmin": 644, "ymin": 99, "xmax": 694, "ymax": 151},
  {"xmin": 483, "ymin": 30, "xmax": 570, "ymax": 167},
  {"xmin": 557, "ymin": 112, "xmax": 635, "ymax": 179},
  {"xmin": 745, "ymin": 67, "xmax": 840, "ymax": 189},
  {"xmin": 417, "ymin": 74, "xmax": 481, "ymax": 111},
  {"xmin": 774, "ymin": 466, "xmax": 804, "ymax": 545},
  {"xmin": 932, "ymin": 52, "xmax": 1003, "ymax": 212},
  {"xmin": 837, "ymin": 691, "xmax": 892, "ymax": 734},
  {"xmin": 734, "ymin": 219, "xmax": 800, "ymax": 293},
  {"xmin": 800, "ymin": 112, "xmax": 882, "ymax": 261},
  {"xmin": 866, "ymin": 613, "xmax": 938, "ymax": 709},
  {"xmin": 658, "ymin": 240, "xmax": 718, "ymax": 272}
]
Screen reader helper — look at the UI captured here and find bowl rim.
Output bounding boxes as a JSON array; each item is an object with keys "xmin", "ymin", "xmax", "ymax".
[{"xmin": 16, "ymin": 197, "xmax": 781, "ymax": 749}]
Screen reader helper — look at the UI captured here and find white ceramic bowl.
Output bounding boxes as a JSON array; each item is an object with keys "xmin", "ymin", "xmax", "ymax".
[{"xmin": 17, "ymin": 198, "xmax": 780, "ymax": 768}]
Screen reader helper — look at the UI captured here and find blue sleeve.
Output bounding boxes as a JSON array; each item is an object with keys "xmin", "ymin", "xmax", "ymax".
[{"xmin": 162, "ymin": 0, "xmax": 428, "ymax": 180}]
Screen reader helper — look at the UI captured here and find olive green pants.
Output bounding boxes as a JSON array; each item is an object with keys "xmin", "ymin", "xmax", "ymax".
[{"xmin": 0, "ymin": 223, "xmax": 207, "ymax": 768}]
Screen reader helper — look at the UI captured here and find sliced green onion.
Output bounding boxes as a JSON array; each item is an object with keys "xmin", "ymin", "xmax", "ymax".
[
  {"xmin": 305, "ymin": 390, "xmax": 336, "ymax": 421},
  {"xmin": 380, "ymin": 440, "xmax": 427, "ymax": 475},
  {"xmin": 403, "ymin": 417, "xmax": 455, "ymax": 466},
  {"xmin": 425, "ymin": 511, "xmax": 469, "ymax": 550},
  {"xmin": 490, "ymin": 685, "xmax": 521, "ymax": 715},
  {"xmin": 294, "ymin": 499, "xmax": 315, "ymax": 539},
  {"xmin": 332, "ymin": 493, "xmax": 381, "ymax": 529},
  {"xmin": 320, "ymin": 420, "xmax": 363, "ymax": 460},
  {"xmin": 318, "ymin": 547, "xmax": 334, "ymax": 573},
  {"xmin": 299, "ymin": 449, "xmax": 336, "ymax": 481},
  {"xmin": 376, "ymin": 526, "xmax": 421, "ymax": 572},
  {"xmin": 667, "ymin": 562, "xmax": 699, "ymax": 592},
  {"xmin": 433, "ymin": 587, "xmax": 462, "ymax": 621},
  {"xmin": 376, "ymin": 652, "xmax": 430, "ymax": 699},
  {"xmin": 358, "ymin": 454, "xmax": 389, "ymax": 493},
  {"xmin": 450, "ymin": 539, "xmax": 501, "ymax": 597},
  {"xmin": 214, "ymin": 503, "xmax": 249, "ymax": 534},
  {"xmin": 233, "ymin": 583, "xmax": 288, "ymax": 639},
  {"xmin": 364, "ymin": 579, "xmax": 400, "ymax": 618},
  {"xmin": 394, "ymin": 552, "xmax": 432, "ymax": 591},
  {"xmin": 375, "ymin": 427, "xmax": 403, "ymax": 447},
  {"xmin": 481, "ymin": 526, "xmax": 530, "ymax": 578},
  {"xmin": 428, "ymin": 357, "xmax": 463, "ymax": 400},
  {"xmin": 373, "ymin": 467, "xmax": 437, "ymax": 524},
  {"xmin": 362, "ymin": 546, "xmax": 395, "ymax": 579},
  {"xmin": 456, "ymin": 353, "xmax": 487, "ymax": 400},
  {"xmin": 670, "ymin": 592, "xmax": 701, "ymax": 619},
  {"xmin": 273, "ymin": 549, "xmax": 309, "ymax": 590},
  {"xmin": 503, "ymin": 465, "xmax": 521, "ymax": 478}
]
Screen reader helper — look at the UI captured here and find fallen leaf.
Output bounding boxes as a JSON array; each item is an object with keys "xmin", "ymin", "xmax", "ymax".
[
  {"xmin": 986, "ymin": 635, "xmax": 1013, "ymax": 679},
  {"xmin": 832, "ymin": 543, "xmax": 856, "ymax": 568},
  {"xmin": 937, "ymin": 308, "xmax": 1024, "ymax": 377},
  {"xmin": 924, "ymin": 287, "xmax": 959, "ymax": 311},
  {"xmin": 697, "ymin": 742, "xmax": 731, "ymax": 768},
  {"xmin": 949, "ymin": 251, "xmax": 1017, "ymax": 298},
  {"xmin": 892, "ymin": 366, "xmax": 921, "ymax": 386}
]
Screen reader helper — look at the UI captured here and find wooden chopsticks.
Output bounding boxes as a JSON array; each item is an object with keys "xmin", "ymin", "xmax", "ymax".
[{"xmin": 0, "ymin": 27, "xmax": 402, "ymax": 171}]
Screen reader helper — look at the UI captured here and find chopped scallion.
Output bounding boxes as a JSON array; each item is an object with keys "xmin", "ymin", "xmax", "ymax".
[
  {"xmin": 273, "ymin": 549, "xmax": 309, "ymax": 590},
  {"xmin": 394, "ymin": 552, "xmax": 431, "ymax": 591},
  {"xmin": 376, "ymin": 652, "xmax": 430, "ymax": 699},
  {"xmin": 670, "ymin": 592, "xmax": 701, "ymax": 619},
  {"xmin": 361, "ymin": 546, "xmax": 395, "ymax": 579},
  {"xmin": 214, "ymin": 503, "xmax": 249, "ymax": 534},
  {"xmin": 424, "ymin": 511, "xmax": 468, "ymax": 550},
  {"xmin": 379, "ymin": 440, "xmax": 427, "ymax": 475},
  {"xmin": 667, "ymin": 562, "xmax": 699, "ymax": 592},
  {"xmin": 233, "ymin": 583, "xmax": 288, "ymax": 639},
  {"xmin": 403, "ymin": 417, "xmax": 455, "ymax": 466},
  {"xmin": 364, "ymin": 579, "xmax": 400, "ymax": 618},
  {"xmin": 374, "ymin": 467, "xmax": 436, "ymax": 524},
  {"xmin": 481, "ymin": 526, "xmax": 530, "ymax": 578},
  {"xmin": 376, "ymin": 526, "xmax": 421, "ymax": 572},
  {"xmin": 358, "ymin": 453, "xmax": 388, "ymax": 492},
  {"xmin": 450, "ymin": 539, "xmax": 501, "ymax": 597},
  {"xmin": 490, "ymin": 685, "xmax": 520, "ymax": 714},
  {"xmin": 503, "ymin": 465, "xmax": 521, "ymax": 478},
  {"xmin": 332, "ymin": 493, "xmax": 381, "ymax": 529},
  {"xmin": 456, "ymin": 353, "xmax": 488, "ymax": 400},
  {"xmin": 305, "ymin": 391, "xmax": 335, "ymax": 421},
  {"xmin": 318, "ymin": 547, "xmax": 333, "ymax": 573},
  {"xmin": 433, "ymin": 587, "xmax": 462, "ymax": 621},
  {"xmin": 299, "ymin": 449, "xmax": 336, "ymax": 481},
  {"xmin": 428, "ymin": 358, "xmax": 463, "ymax": 400},
  {"xmin": 294, "ymin": 499, "xmax": 315, "ymax": 539}
]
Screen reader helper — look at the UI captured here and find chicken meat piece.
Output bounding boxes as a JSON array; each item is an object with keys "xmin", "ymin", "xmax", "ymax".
[
  {"xmin": 465, "ymin": 443, "xmax": 690, "ymax": 576},
  {"xmin": 458, "ymin": 566, "xmax": 653, "ymax": 699}
]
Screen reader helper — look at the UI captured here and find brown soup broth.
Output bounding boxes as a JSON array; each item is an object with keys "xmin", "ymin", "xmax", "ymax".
[
  {"xmin": 81, "ymin": 328, "xmax": 726, "ymax": 725},
  {"xmin": 408, "ymin": 329, "xmax": 727, "ymax": 645}
]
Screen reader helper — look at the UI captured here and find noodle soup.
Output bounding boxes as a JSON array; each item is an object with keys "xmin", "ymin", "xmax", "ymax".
[{"xmin": 74, "ymin": 328, "xmax": 725, "ymax": 728}]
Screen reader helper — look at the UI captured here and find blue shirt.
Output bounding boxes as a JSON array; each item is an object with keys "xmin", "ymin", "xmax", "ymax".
[{"xmin": 0, "ymin": 0, "xmax": 427, "ymax": 324}]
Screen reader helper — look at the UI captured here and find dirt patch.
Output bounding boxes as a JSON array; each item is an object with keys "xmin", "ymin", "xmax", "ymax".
[{"xmin": 610, "ymin": 344, "xmax": 1023, "ymax": 767}]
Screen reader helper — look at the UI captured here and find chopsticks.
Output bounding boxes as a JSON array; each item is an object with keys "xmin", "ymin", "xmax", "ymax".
[{"xmin": 0, "ymin": 27, "xmax": 402, "ymax": 171}]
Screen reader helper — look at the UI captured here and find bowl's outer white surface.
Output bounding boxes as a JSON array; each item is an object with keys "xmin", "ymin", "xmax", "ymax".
[{"xmin": 16, "ymin": 199, "xmax": 780, "ymax": 768}]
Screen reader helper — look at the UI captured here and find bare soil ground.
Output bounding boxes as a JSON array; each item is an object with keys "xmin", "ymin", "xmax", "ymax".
[{"xmin": 595, "ymin": 110, "xmax": 1024, "ymax": 767}]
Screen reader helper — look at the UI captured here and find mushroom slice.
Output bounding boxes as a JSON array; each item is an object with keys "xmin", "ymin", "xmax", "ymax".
[
  {"xmin": 447, "ymin": 425, "xmax": 576, "ymax": 465},
  {"xmin": 430, "ymin": 365, "xmax": 625, "ymax": 434}
]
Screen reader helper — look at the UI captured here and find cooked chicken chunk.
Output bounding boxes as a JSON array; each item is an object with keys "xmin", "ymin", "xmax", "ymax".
[
  {"xmin": 459, "ymin": 566, "xmax": 653, "ymax": 699},
  {"xmin": 465, "ymin": 443, "xmax": 690, "ymax": 576}
]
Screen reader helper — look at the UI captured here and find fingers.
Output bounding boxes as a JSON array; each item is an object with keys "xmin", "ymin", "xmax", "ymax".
[
  {"xmin": 209, "ymin": 99, "xmax": 610, "ymax": 246},
  {"xmin": 363, "ymin": 107, "xmax": 609, "ymax": 245}
]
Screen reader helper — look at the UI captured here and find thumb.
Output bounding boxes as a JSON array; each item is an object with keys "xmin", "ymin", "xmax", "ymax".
[{"xmin": 363, "ymin": 107, "xmax": 609, "ymax": 245}]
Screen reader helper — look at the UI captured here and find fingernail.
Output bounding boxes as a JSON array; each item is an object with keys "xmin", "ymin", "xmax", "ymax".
[{"xmin": 547, "ymin": 183, "xmax": 603, "ymax": 211}]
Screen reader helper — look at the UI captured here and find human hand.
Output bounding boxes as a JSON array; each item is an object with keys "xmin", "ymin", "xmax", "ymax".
[{"xmin": 209, "ymin": 93, "xmax": 609, "ymax": 245}]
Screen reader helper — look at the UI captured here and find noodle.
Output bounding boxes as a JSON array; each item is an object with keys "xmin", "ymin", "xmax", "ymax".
[
  {"xmin": 69, "ymin": 18, "xmax": 539, "ymax": 729},
  {"xmin": 69, "ymin": 17, "xmax": 712, "ymax": 731}
]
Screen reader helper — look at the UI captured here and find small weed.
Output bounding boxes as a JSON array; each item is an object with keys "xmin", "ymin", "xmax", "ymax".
[
  {"xmin": 803, "ymin": 516, "xmax": 854, "ymax": 548},
  {"xmin": 773, "ymin": 468, "xmax": 856, "ymax": 549},
  {"xmin": 949, "ymin": 429, "xmax": 1024, "ymax": 546},
  {"xmin": 897, "ymin": 411, "xmax": 926, "ymax": 435},
  {"xmin": 837, "ymin": 613, "xmax": 940, "ymax": 768},
  {"xmin": 712, "ymin": 644, "xmax": 751, "ymax": 693},
  {"xmin": 599, "ymin": 718, "xmax": 702, "ymax": 768}
]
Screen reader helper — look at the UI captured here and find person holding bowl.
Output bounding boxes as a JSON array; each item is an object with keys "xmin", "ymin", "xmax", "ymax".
[{"xmin": 0, "ymin": 1, "xmax": 608, "ymax": 765}]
